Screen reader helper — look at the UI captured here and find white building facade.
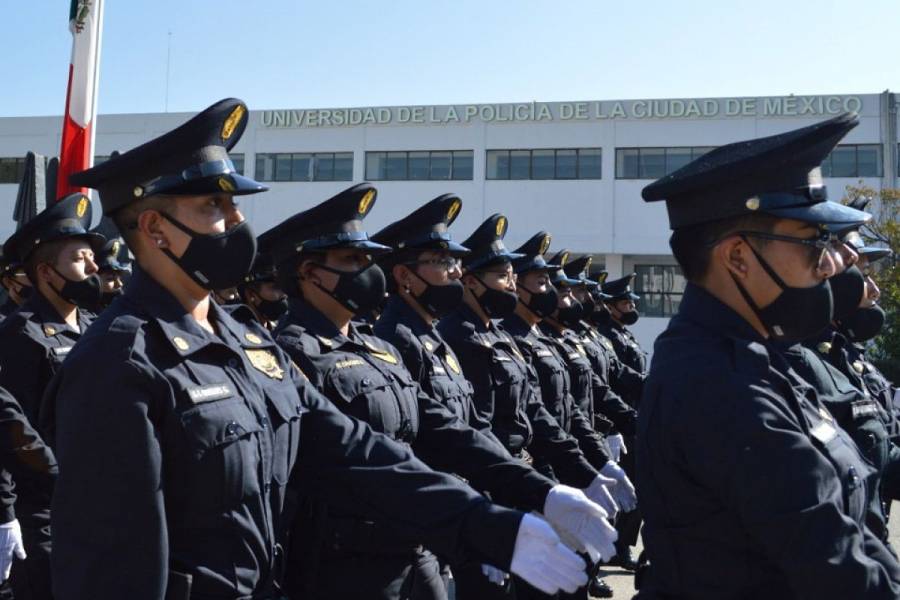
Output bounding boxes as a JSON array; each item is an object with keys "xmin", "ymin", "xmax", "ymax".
[{"xmin": 0, "ymin": 91, "xmax": 896, "ymax": 351}]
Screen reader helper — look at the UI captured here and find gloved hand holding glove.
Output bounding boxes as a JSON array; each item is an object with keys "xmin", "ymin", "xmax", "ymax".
[
  {"xmin": 543, "ymin": 485, "xmax": 618, "ymax": 563},
  {"xmin": 0, "ymin": 519, "xmax": 25, "ymax": 581},
  {"xmin": 509, "ymin": 513, "xmax": 590, "ymax": 595},
  {"xmin": 600, "ymin": 461, "xmax": 638, "ymax": 513},
  {"xmin": 606, "ymin": 433, "xmax": 627, "ymax": 462}
]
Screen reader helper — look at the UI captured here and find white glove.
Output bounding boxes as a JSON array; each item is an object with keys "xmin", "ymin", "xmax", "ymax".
[
  {"xmin": 600, "ymin": 461, "xmax": 638, "ymax": 513},
  {"xmin": 606, "ymin": 433, "xmax": 626, "ymax": 462},
  {"xmin": 544, "ymin": 485, "xmax": 618, "ymax": 563},
  {"xmin": 583, "ymin": 473, "xmax": 620, "ymax": 519},
  {"xmin": 481, "ymin": 563, "xmax": 509, "ymax": 586},
  {"xmin": 510, "ymin": 513, "xmax": 589, "ymax": 595},
  {"xmin": 0, "ymin": 519, "xmax": 25, "ymax": 580}
]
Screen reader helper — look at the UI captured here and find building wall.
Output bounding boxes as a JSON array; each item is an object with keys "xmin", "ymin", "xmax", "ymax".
[{"xmin": 0, "ymin": 92, "xmax": 896, "ymax": 354}]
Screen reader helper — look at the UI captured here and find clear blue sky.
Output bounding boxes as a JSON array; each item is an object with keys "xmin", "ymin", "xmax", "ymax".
[{"xmin": 4, "ymin": 0, "xmax": 898, "ymax": 117}]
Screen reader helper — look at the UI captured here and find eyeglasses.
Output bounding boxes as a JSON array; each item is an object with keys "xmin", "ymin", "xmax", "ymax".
[
  {"xmin": 737, "ymin": 230, "xmax": 840, "ymax": 269},
  {"xmin": 405, "ymin": 257, "xmax": 462, "ymax": 271}
]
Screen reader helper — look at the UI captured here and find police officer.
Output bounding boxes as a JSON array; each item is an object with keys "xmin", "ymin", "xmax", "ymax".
[
  {"xmin": 635, "ymin": 111, "xmax": 900, "ymax": 598},
  {"xmin": 370, "ymin": 198, "xmax": 618, "ymax": 599},
  {"xmin": 0, "ymin": 256, "xmax": 31, "ymax": 321},
  {"xmin": 266, "ymin": 185, "xmax": 616, "ymax": 600},
  {"xmin": 237, "ymin": 237, "xmax": 288, "ymax": 330},
  {"xmin": 0, "ymin": 192, "xmax": 105, "ymax": 600},
  {"xmin": 561, "ymin": 256, "xmax": 638, "ymax": 462},
  {"xmin": 92, "ymin": 235, "xmax": 130, "ymax": 311},
  {"xmin": 45, "ymin": 99, "xmax": 596, "ymax": 600}
]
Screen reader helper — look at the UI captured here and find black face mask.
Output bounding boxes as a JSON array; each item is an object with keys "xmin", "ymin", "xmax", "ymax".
[
  {"xmin": 256, "ymin": 296, "xmax": 289, "ymax": 322},
  {"xmin": 579, "ymin": 294, "xmax": 596, "ymax": 317},
  {"xmin": 589, "ymin": 304, "xmax": 612, "ymax": 326},
  {"xmin": 472, "ymin": 276, "xmax": 518, "ymax": 318},
  {"xmin": 161, "ymin": 213, "xmax": 257, "ymax": 291},
  {"xmin": 408, "ymin": 270, "xmax": 464, "ymax": 319},
  {"xmin": 555, "ymin": 300, "xmax": 584, "ymax": 328},
  {"xmin": 314, "ymin": 262, "xmax": 387, "ymax": 315},
  {"xmin": 840, "ymin": 305, "xmax": 886, "ymax": 342},
  {"xmin": 732, "ymin": 239, "xmax": 833, "ymax": 342},
  {"xmin": 618, "ymin": 309, "xmax": 639, "ymax": 326},
  {"xmin": 829, "ymin": 265, "xmax": 866, "ymax": 322},
  {"xmin": 49, "ymin": 267, "xmax": 103, "ymax": 309},
  {"xmin": 519, "ymin": 285, "xmax": 559, "ymax": 319}
]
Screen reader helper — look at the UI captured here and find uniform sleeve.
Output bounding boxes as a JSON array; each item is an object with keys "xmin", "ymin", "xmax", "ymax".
[
  {"xmin": 591, "ymin": 371, "xmax": 637, "ymax": 436},
  {"xmin": 412, "ymin": 389, "xmax": 555, "ymax": 513},
  {"xmin": 0, "ymin": 331, "xmax": 52, "ymax": 427},
  {"xmin": 523, "ymin": 382, "xmax": 598, "ymax": 488},
  {"xmin": 726, "ymin": 384, "xmax": 900, "ymax": 598},
  {"xmin": 0, "ymin": 387, "xmax": 57, "ymax": 495},
  {"xmin": 450, "ymin": 340, "xmax": 496, "ymax": 425},
  {"xmin": 292, "ymin": 380, "xmax": 525, "ymax": 570},
  {"xmin": 567, "ymin": 402, "xmax": 612, "ymax": 469},
  {"xmin": 608, "ymin": 354, "xmax": 644, "ymax": 409},
  {"xmin": 48, "ymin": 356, "xmax": 168, "ymax": 600}
]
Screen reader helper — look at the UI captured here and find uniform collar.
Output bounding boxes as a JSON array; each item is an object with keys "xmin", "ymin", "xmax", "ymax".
[
  {"xmin": 502, "ymin": 312, "xmax": 537, "ymax": 338},
  {"xmin": 677, "ymin": 282, "xmax": 765, "ymax": 344},
  {"xmin": 383, "ymin": 295, "xmax": 434, "ymax": 336},
  {"xmin": 21, "ymin": 290, "xmax": 89, "ymax": 336},
  {"xmin": 284, "ymin": 296, "xmax": 355, "ymax": 351},
  {"xmin": 122, "ymin": 266, "xmax": 263, "ymax": 356}
]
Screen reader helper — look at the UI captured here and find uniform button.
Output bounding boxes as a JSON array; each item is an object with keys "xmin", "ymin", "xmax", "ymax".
[
  {"xmin": 362, "ymin": 378, "xmax": 372, "ymax": 386},
  {"xmin": 226, "ymin": 421, "xmax": 239, "ymax": 435},
  {"xmin": 264, "ymin": 482, "xmax": 271, "ymax": 493},
  {"xmin": 228, "ymin": 358, "xmax": 239, "ymax": 368},
  {"xmin": 260, "ymin": 417, "xmax": 269, "ymax": 429},
  {"xmin": 295, "ymin": 404, "xmax": 302, "ymax": 414}
]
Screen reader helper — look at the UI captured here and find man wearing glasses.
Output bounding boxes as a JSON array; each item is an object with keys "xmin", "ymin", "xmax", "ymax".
[{"xmin": 634, "ymin": 112, "xmax": 900, "ymax": 598}]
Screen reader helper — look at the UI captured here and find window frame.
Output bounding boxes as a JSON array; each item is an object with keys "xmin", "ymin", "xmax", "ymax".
[
  {"xmin": 253, "ymin": 152, "xmax": 355, "ymax": 182},
  {"xmin": 364, "ymin": 150, "xmax": 475, "ymax": 181}
]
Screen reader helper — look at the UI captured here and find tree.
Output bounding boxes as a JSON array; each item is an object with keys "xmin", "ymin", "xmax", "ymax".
[{"xmin": 842, "ymin": 183, "xmax": 900, "ymax": 381}]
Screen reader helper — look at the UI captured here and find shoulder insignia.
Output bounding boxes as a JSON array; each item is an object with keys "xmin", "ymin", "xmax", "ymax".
[
  {"xmin": 817, "ymin": 341, "xmax": 832, "ymax": 355},
  {"xmin": 43, "ymin": 325, "xmax": 57, "ymax": 336},
  {"xmin": 423, "ymin": 339, "xmax": 434, "ymax": 352},
  {"xmin": 245, "ymin": 332, "xmax": 263, "ymax": 345},
  {"xmin": 853, "ymin": 360, "xmax": 865, "ymax": 374},
  {"xmin": 445, "ymin": 353, "xmax": 461, "ymax": 374},
  {"xmin": 364, "ymin": 340, "xmax": 398, "ymax": 364},
  {"xmin": 173, "ymin": 336, "xmax": 190, "ymax": 351},
  {"xmin": 245, "ymin": 349, "xmax": 285, "ymax": 380},
  {"xmin": 317, "ymin": 335, "xmax": 334, "ymax": 348}
]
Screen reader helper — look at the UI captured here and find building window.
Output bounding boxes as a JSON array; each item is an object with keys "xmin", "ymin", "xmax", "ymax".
[
  {"xmin": 486, "ymin": 148, "xmax": 602, "ymax": 180},
  {"xmin": 821, "ymin": 144, "xmax": 882, "ymax": 177},
  {"xmin": 254, "ymin": 152, "xmax": 353, "ymax": 182},
  {"xmin": 0, "ymin": 158, "xmax": 27, "ymax": 184},
  {"xmin": 615, "ymin": 147, "xmax": 714, "ymax": 179},
  {"xmin": 364, "ymin": 150, "xmax": 473, "ymax": 181},
  {"xmin": 230, "ymin": 153, "xmax": 245, "ymax": 175},
  {"xmin": 633, "ymin": 264, "xmax": 686, "ymax": 318}
]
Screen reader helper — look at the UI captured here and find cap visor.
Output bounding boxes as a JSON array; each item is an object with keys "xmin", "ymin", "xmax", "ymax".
[
  {"xmin": 166, "ymin": 173, "xmax": 269, "ymax": 197},
  {"xmin": 859, "ymin": 247, "xmax": 892, "ymax": 262},
  {"xmin": 346, "ymin": 240, "xmax": 394, "ymax": 255},
  {"xmin": 765, "ymin": 201, "xmax": 870, "ymax": 232}
]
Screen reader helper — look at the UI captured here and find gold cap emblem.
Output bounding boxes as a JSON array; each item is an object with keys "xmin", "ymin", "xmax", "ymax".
[
  {"xmin": 76, "ymin": 197, "xmax": 88, "ymax": 218},
  {"xmin": 447, "ymin": 199, "xmax": 461, "ymax": 222},
  {"xmin": 358, "ymin": 189, "xmax": 375, "ymax": 215},
  {"xmin": 539, "ymin": 235, "xmax": 551, "ymax": 255},
  {"xmin": 221, "ymin": 104, "xmax": 246, "ymax": 141},
  {"xmin": 217, "ymin": 177, "xmax": 236, "ymax": 192},
  {"xmin": 745, "ymin": 197, "xmax": 760, "ymax": 211},
  {"xmin": 495, "ymin": 216, "xmax": 507, "ymax": 237}
]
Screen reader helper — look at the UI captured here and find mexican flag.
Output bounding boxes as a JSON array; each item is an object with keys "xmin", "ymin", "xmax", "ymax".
[{"xmin": 56, "ymin": 0, "xmax": 105, "ymax": 201}]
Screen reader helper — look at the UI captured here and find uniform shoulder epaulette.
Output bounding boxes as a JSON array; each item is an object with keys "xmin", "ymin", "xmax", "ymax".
[{"xmin": 731, "ymin": 339, "xmax": 771, "ymax": 376}]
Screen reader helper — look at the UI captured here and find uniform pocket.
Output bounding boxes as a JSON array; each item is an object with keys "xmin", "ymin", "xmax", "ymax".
[
  {"xmin": 179, "ymin": 398, "xmax": 263, "ymax": 506},
  {"xmin": 266, "ymin": 382, "xmax": 305, "ymax": 485}
]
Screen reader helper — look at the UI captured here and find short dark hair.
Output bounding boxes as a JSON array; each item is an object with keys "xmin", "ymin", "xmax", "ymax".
[
  {"xmin": 276, "ymin": 251, "xmax": 325, "ymax": 299},
  {"xmin": 24, "ymin": 239, "xmax": 69, "ymax": 284},
  {"xmin": 110, "ymin": 195, "xmax": 179, "ymax": 250},
  {"xmin": 670, "ymin": 213, "xmax": 777, "ymax": 282}
]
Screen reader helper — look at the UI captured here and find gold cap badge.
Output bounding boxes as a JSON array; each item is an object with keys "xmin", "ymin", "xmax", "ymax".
[
  {"xmin": 221, "ymin": 104, "xmax": 246, "ymax": 141},
  {"xmin": 358, "ymin": 189, "xmax": 375, "ymax": 215},
  {"xmin": 76, "ymin": 197, "xmax": 88, "ymax": 218}
]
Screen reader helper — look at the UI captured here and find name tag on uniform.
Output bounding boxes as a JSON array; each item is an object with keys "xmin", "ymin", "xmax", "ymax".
[
  {"xmin": 568, "ymin": 352, "xmax": 580, "ymax": 360},
  {"xmin": 810, "ymin": 420, "xmax": 837, "ymax": 444},
  {"xmin": 535, "ymin": 350, "xmax": 553, "ymax": 358},
  {"xmin": 187, "ymin": 383, "xmax": 235, "ymax": 404},
  {"xmin": 851, "ymin": 400, "xmax": 879, "ymax": 420},
  {"xmin": 51, "ymin": 346, "xmax": 73, "ymax": 358},
  {"xmin": 335, "ymin": 359, "xmax": 365, "ymax": 370},
  {"xmin": 495, "ymin": 356, "xmax": 511, "ymax": 362},
  {"xmin": 432, "ymin": 366, "xmax": 446, "ymax": 375}
]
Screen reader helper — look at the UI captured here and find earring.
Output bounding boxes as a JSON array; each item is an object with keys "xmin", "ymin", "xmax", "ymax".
[{"xmin": 156, "ymin": 238, "xmax": 164, "ymax": 247}]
